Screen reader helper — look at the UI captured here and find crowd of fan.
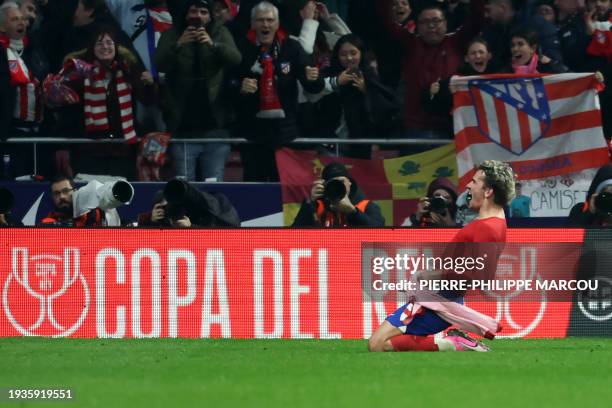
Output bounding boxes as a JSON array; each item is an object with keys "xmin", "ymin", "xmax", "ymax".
[{"xmin": 1, "ymin": 0, "xmax": 611, "ymax": 183}]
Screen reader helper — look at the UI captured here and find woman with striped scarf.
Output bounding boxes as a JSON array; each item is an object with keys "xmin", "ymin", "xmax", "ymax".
[{"xmin": 45, "ymin": 26, "xmax": 156, "ymax": 179}]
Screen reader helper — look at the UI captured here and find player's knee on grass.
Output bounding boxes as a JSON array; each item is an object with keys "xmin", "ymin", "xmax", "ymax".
[{"xmin": 368, "ymin": 335, "xmax": 390, "ymax": 352}]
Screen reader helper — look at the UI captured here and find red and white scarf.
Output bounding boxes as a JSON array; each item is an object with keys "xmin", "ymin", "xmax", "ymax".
[
  {"xmin": 247, "ymin": 29, "xmax": 287, "ymax": 119},
  {"xmin": 0, "ymin": 35, "xmax": 42, "ymax": 124},
  {"xmin": 83, "ymin": 61, "xmax": 136, "ymax": 142}
]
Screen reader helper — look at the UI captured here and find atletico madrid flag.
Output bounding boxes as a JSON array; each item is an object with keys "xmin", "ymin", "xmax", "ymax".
[{"xmin": 451, "ymin": 73, "xmax": 609, "ymax": 189}]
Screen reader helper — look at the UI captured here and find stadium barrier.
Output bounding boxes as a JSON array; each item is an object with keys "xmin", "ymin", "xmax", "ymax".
[
  {"xmin": 2, "ymin": 137, "xmax": 452, "ymax": 176},
  {"xmin": 2, "ymin": 181, "xmax": 569, "ymax": 227},
  {"xmin": 1, "ymin": 228, "xmax": 610, "ymax": 339}
]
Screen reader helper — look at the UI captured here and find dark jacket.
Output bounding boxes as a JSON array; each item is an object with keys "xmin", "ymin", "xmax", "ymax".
[
  {"xmin": 318, "ymin": 66, "xmax": 398, "ymax": 139},
  {"xmin": 557, "ymin": 12, "xmax": 592, "ymax": 73},
  {"xmin": 156, "ymin": 19, "xmax": 242, "ymax": 133},
  {"xmin": 568, "ymin": 164, "xmax": 612, "ymax": 227},
  {"xmin": 233, "ymin": 34, "xmax": 324, "ymax": 145},
  {"xmin": 292, "ymin": 184, "xmax": 385, "ymax": 227}
]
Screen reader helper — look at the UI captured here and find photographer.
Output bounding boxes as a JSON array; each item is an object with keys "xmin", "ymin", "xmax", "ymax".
[
  {"xmin": 292, "ymin": 162, "xmax": 385, "ymax": 227},
  {"xmin": 0, "ymin": 186, "xmax": 22, "ymax": 226},
  {"xmin": 568, "ymin": 164, "xmax": 612, "ymax": 227},
  {"xmin": 402, "ymin": 178, "xmax": 458, "ymax": 227},
  {"xmin": 138, "ymin": 179, "xmax": 240, "ymax": 227},
  {"xmin": 39, "ymin": 176, "xmax": 133, "ymax": 226}
]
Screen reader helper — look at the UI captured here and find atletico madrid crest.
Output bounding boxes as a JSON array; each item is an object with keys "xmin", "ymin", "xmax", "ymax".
[{"xmin": 468, "ymin": 77, "xmax": 551, "ymax": 155}]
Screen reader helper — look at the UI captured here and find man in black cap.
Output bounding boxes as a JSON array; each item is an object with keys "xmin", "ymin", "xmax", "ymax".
[
  {"xmin": 156, "ymin": 0, "xmax": 242, "ymax": 181},
  {"xmin": 292, "ymin": 162, "xmax": 385, "ymax": 227}
]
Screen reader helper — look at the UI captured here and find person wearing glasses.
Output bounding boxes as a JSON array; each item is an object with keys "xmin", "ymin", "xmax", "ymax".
[
  {"xmin": 378, "ymin": 0, "xmax": 485, "ymax": 154},
  {"xmin": 44, "ymin": 27, "xmax": 156, "ymax": 179},
  {"xmin": 39, "ymin": 176, "xmax": 80, "ymax": 226},
  {"xmin": 39, "ymin": 175, "xmax": 134, "ymax": 226}
]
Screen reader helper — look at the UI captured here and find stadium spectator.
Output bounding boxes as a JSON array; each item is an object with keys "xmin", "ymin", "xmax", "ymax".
[
  {"xmin": 227, "ymin": 0, "xmax": 281, "ymax": 39},
  {"xmin": 282, "ymin": 1, "xmax": 352, "ymax": 140},
  {"xmin": 45, "ymin": 26, "xmax": 157, "ymax": 179},
  {"xmin": 156, "ymin": 0, "xmax": 241, "ymax": 182},
  {"xmin": 586, "ymin": 0, "xmax": 611, "ymax": 25},
  {"xmin": 42, "ymin": 0, "xmax": 134, "ymax": 73},
  {"xmin": 308, "ymin": 33, "xmax": 398, "ymax": 159},
  {"xmin": 282, "ymin": 0, "xmax": 351, "ymax": 64},
  {"xmin": 137, "ymin": 179, "xmax": 240, "ymax": 226},
  {"xmin": 104, "ymin": 0, "xmax": 173, "ymax": 133},
  {"xmin": 447, "ymin": 0, "xmax": 474, "ymax": 33},
  {"xmin": 0, "ymin": 2, "xmax": 44, "ymax": 137},
  {"xmin": 423, "ymin": 37, "xmax": 495, "ymax": 116},
  {"xmin": 292, "ymin": 162, "xmax": 385, "ymax": 226},
  {"xmin": 533, "ymin": 0, "xmax": 557, "ymax": 23},
  {"xmin": 212, "ymin": 0, "xmax": 239, "ymax": 24},
  {"xmin": 568, "ymin": 164, "xmax": 612, "ymax": 227},
  {"xmin": 13, "ymin": 0, "xmax": 49, "ymax": 82},
  {"xmin": 15, "ymin": 0, "xmax": 37, "ymax": 29},
  {"xmin": 39, "ymin": 176, "xmax": 134, "ymax": 226},
  {"xmin": 392, "ymin": 0, "xmax": 415, "ymax": 32},
  {"xmin": 401, "ymin": 177, "xmax": 459, "ymax": 227},
  {"xmin": 482, "ymin": 0, "xmax": 563, "ymax": 70},
  {"xmin": 0, "ymin": 2, "xmax": 44, "ymax": 178},
  {"xmin": 378, "ymin": 0, "xmax": 485, "ymax": 153},
  {"xmin": 510, "ymin": 182, "xmax": 531, "ymax": 218},
  {"xmin": 233, "ymin": 1, "xmax": 324, "ymax": 181},
  {"xmin": 555, "ymin": 0, "xmax": 591, "ymax": 72},
  {"xmin": 508, "ymin": 27, "xmax": 568, "ymax": 73}
]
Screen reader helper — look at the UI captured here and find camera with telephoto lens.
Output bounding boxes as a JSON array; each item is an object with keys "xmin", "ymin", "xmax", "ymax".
[
  {"xmin": 0, "ymin": 187, "xmax": 14, "ymax": 214},
  {"xmin": 323, "ymin": 179, "xmax": 347, "ymax": 203},
  {"xmin": 595, "ymin": 192, "xmax": 612, "ymax": 215},
  {"xmin": 428, "ymin": 195, "xmax": 451, "ymax": 215},
  {"xmin": 163, "ymin": 179, "xmax": 192, "ymax": 221}
]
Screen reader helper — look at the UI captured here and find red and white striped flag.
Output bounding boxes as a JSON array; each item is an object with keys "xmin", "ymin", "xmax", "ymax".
[{"xmin": 452, "ymin": 73, "xmax": 609, "ymax": 189}]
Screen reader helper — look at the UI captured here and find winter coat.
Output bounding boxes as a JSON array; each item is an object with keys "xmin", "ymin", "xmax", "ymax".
[
  {"xmin": 156, "ymin": 19, "xmax": 242, "ymax": 132},
  {"xmin": 233, "ymin": 34, "xmax": 324, "ymax": 145}
]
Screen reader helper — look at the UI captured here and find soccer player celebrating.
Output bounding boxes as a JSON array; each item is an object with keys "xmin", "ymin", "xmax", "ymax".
[{"xmin": 368, "ymin": 160, "xmax": 516, "ymax": 352}]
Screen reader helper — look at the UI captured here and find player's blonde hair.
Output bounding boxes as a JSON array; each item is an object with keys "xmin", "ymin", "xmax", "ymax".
[{"xmin": 478, "ymin": 160, "xmax": 516, "ymax": 206}]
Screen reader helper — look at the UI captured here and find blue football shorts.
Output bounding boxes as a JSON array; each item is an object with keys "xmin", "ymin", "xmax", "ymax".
[{"xmin": 386, "ymin": 298, "xmax": 464, "ymax": 336}]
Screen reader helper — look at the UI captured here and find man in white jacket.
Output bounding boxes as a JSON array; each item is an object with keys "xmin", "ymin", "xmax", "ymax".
[{"xmin": 39, "ymin": 176, "xmax": 133, "ymax": 227}]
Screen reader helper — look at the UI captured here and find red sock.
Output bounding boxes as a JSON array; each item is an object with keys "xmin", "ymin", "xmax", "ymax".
[{"xmin": 390, "ymin": 335, "xmax": 439, "ymax": 352}]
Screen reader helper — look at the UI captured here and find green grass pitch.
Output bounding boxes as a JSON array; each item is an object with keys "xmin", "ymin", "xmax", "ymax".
[{"xmin": 1, "ymin": 338, "xmax": 610, "ymax": 407}]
